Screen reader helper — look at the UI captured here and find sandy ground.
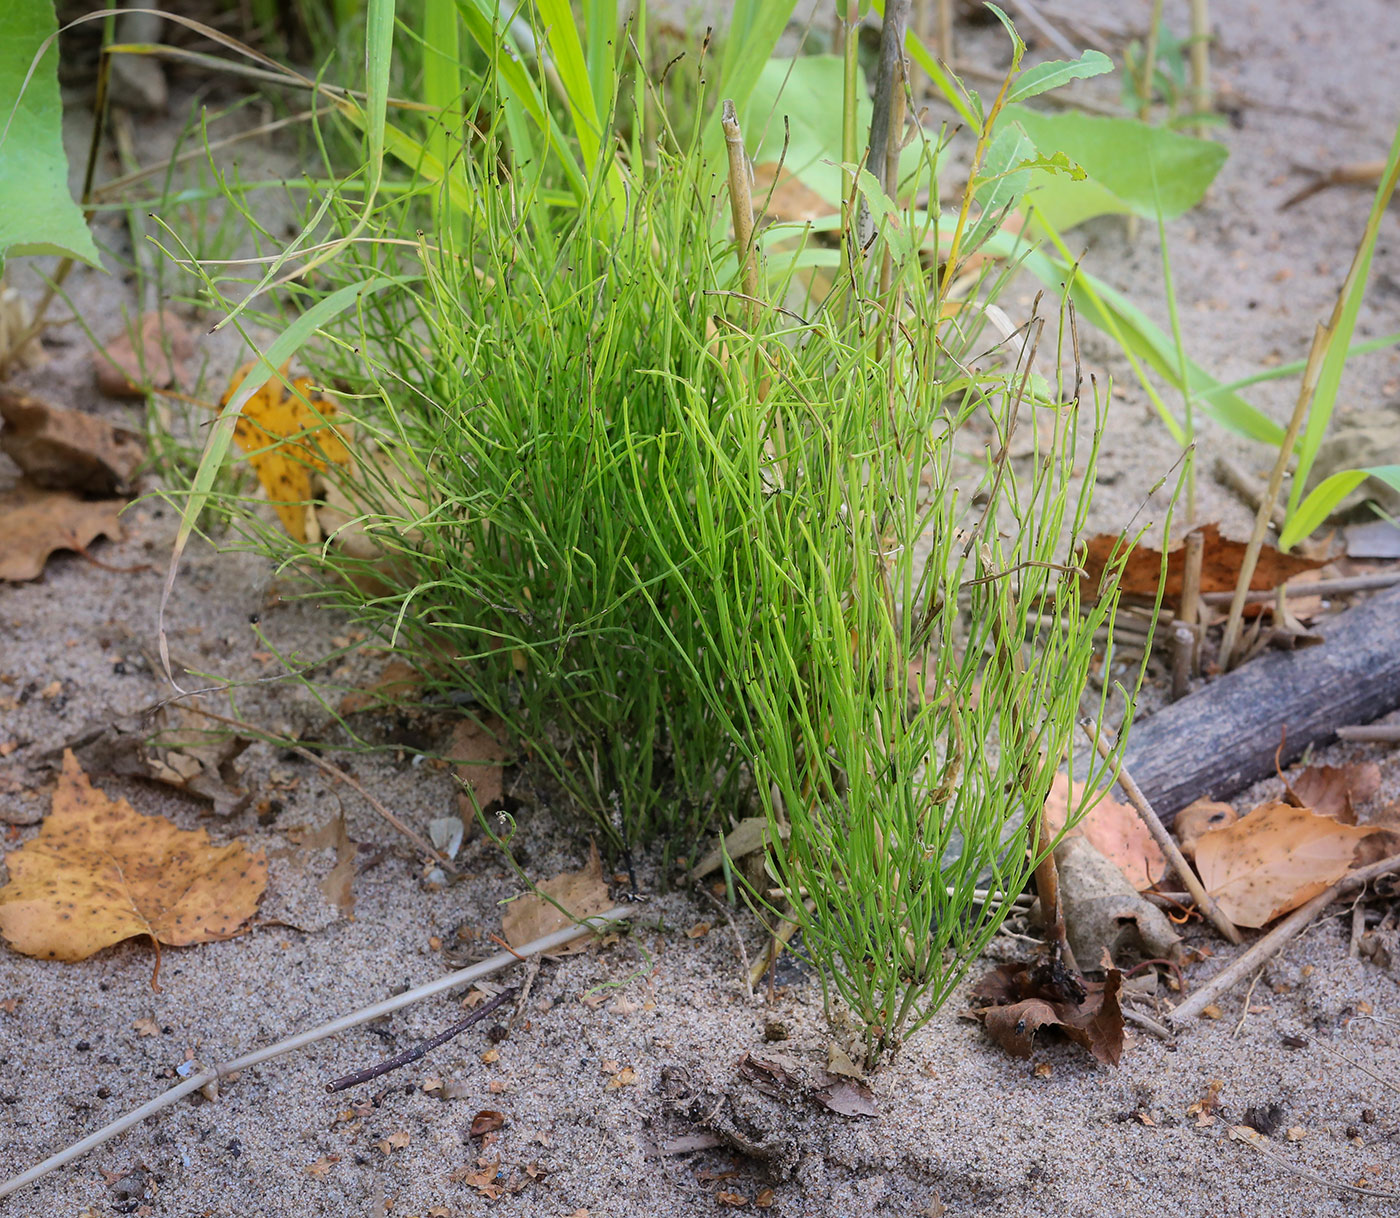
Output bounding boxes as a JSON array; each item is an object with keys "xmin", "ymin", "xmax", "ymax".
[{"xmin": 3, "ymin": 2, "xmax": 1400, "ymax": 1215}]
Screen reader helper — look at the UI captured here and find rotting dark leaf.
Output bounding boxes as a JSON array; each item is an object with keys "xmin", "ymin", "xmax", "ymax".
[{"xmin": 970, "ymin": 963, "xmax": 1123, "ymax": 1065}]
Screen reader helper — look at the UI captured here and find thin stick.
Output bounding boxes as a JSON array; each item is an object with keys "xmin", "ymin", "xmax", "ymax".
[
  {"xmin": 1337, "ymin": 723, "xmax": 1400, "ymax": 743},
  {"xmin": 1180, "ymin": 527, "xmax": 1204, "ymax": 676},
  {"xmin": 1213, "ymin": 454, "xmax": 1286, "ymax": 531},
  {"xmin": 0, "ymin": 908, "xmax": 635, "ymax": 1199},
  {"xmin": 748, "ymin": 899, "xmax": 815, "ymax": 991},
  {"xmin": 1123, "ymin": 1006, "xmax": 1174, "ymax": 1043},
  {"xmin": 1168, "ymin": 853, "xmax": 1400, "ymax": 1025},
  {"xmin": 178, "ymin": 702, "xmax": 457, "ymax": 873},
  {"xmin": 1217, "ymin": 322, "xmax": 1328, "ymax": 670},
  {"xmin": 1188, "ymin": 0, "xmax": 1212, "ymax": 135},
  {"xmin": 1202, "ymin": 572, "xmax": 1400, "ymax": 605},
  {"xmin": 1082, "ymin": 721, "xmax": 1243, "ymax": 945},
  {"xmin": 696, "ymin": 882, "xmax": 755, "ymax": 1001},
  {"xmin": 1169, "ymin": 621, "xmax": 1194, "ymax": 701},
  {"xmin": 1034, "ymin": 797, "xmax": 1077, "ymax": 972},
  {"xmin": 326, "ymin": 985, "xmax": 517, "ymax": 1092},
  {"xmin": 1228, "ymin": 1123, "xmax": 1400, "ymax": 1200}
]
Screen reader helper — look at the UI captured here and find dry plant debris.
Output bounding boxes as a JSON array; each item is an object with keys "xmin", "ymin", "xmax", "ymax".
[
  {"xmin": 501, "ymin": 841, "xmax": 611, "ymax": 951},
  {"xmin": 56, "ymin": 704, "xmax": 251, "ymax": 816},
  {"xmin": 1193, "ymin": 800, "xmax": 1382, "ymax": 927},
  {"xmin": 1043, "ymin": 773, "xmax": 1168, "ymax": 890},
  {"xmin": 220, "ymin": 360, "xmax": 353, "ymax": 543},
  {"xmin": 93, "ymin": 308, "xmax": 193, "ymax": 398},
  {"xmin": 285, "ymin": 813, "xmax": 357, "ymax": 916},
  {"xmin": 0, "ymin": 750, "xmax": 266, "ymax": 985},
  {"xmin": 0, "ymin": 481, "xmax": 125, "ymax": 581},
  {"xmin": 1282, "ymin": 761, "xmax": 1382, "ymax": 822},
  {"xmin": 1080, "ymin": 522, "xmax": 1326, "ymax": 600},
  {"xmin": 446, "ymin": 714, "xmax": 509, "ymax": 820},
  {"xmin": 968, "ymin": 961, "xmax": 1124, "ymax": 1065},
  {"xmin": 337, "ymin": 657, "xmax": 423, "ymax": 714},
  {"xmin": 0, "ymin": 389, "xmax": 144, "ymax": 493}
]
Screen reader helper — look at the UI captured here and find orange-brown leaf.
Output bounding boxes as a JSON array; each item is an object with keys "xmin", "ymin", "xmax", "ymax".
[
  {"xmin": 1080, "ymin": 523, "xmax": 1325, "ymax": 601},
  {"xmin": 1042, "ymin": 774, "xmax": 1167, "ymax": 891},
  {"xmin": 502, "ymin": 841, "xmax": 610, "ymax": 952},
  {"xmin": 1282, "ymin": 762, "xmax": 1382, "ymax": 824},
  {"xmin": 0, "ymin": 482, "xmax": 125, "ymax": 581},
  {"xmin": 0, "ymin": 751, "xmax": 266, "ymax": 965},
  {"xmin": 1194, "ymin": 800, "xmax": 1380, "ymax": 927}
]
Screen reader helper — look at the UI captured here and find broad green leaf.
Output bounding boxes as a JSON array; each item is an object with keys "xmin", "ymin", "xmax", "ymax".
[
  {"xmin": 1280, "ymin": 466, "xmax": 1400, "ymax": 550},
  {"xmin": 1004, "ymin": 105, "xmax": 1226, "ymax": 230},
  {"xmin": 962, "ymin": 124, "xmax": 1036, "ymax": 255},
  {"xmin": 1005, "ymin": 49, "xmax": 1113, "ymax": 104},
  {"xmin": 742, "ymin": 56, "xmax": 925, "ymax": 213},
  {"xmin": 0, "ymin": 1, "xmax": 101, "ymax": 270}
]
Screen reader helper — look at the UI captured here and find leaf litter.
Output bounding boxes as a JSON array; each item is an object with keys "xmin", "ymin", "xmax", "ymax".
[
  {"xmin": 0, "ymin": 389, "xmax": 144, "ymax": 494},
  {"xmin": 0, "ymin": 751, "xmax": 266, "ymax": 987},
  {"xmin": 968, "ymin": 960, "xmax": 1125, "ymax": 1065},
  {"xmin": 501, "ymin": 840, "xmax": 611, "ymax": 952},
  {"xmin": 1042, "ymin": 773, "xmax": 1168, "ymax": 891},
  {"xmin": 0, "ymin": 480, "xmax": 125, "ymax": 581}
]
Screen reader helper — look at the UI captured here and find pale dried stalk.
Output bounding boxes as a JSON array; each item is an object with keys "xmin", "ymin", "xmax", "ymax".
[
  {"xmin": 0, "ymin": 908, "xmax": 635, "ymax": 1199},
  {"xmin": 1217, "ymin": 320, "xmax": 1328, "ymax": 670},
  {"xmin": 721, "ymin": 99, "xmax": 759, "ymax": 324},
  {"xmin": 1168, "ymin": 853, "xmax": 1400, "ymax": 1025},
  {"xmin": 1082, "ymin": 721, "xmax": 1243, "ymax": 945}
]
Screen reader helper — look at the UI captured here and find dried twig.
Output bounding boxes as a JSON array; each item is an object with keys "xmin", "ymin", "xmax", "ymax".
[
  {"xmin": 1337, "ymin": 723, "xmax": 1400, "ymax": 743},
  {"xmin": 695, "ymin": 882, "xmax": 755, "ymax": 1001},
  {"xmin": 326, "ymin": 985, "xmax": 517, "ymax": 1092},
  {"xmin": 1168, "ymin": 852, "xmax": 1400, "ymax": 1025},
  {"xmin": 1201, "ymin": 572, "xmax": 1400, "ymax": 605},
  {"xmin": 1082, "ymin": 721, "xmax": 1243, "ymax": 945},
  {"xmin": 1213, "ymin": 454, "xmax": 1286, "ymax": 531},
  {"xmin": 1228, "ymin": 1124, "xmax": 1400, "ymax": 1200},
  {"xmin": 0, "ymin": 908, "xmax": 634, "ymax": 1199}
]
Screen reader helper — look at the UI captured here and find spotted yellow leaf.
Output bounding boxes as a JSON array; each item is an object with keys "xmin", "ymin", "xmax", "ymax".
[{"xmin": 221, "ymin": 361, "xmax": 352, "ymax": 542}]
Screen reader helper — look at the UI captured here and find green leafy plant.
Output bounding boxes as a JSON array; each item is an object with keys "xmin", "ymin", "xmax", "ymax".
[
  {"xmin": 0, "ymin": 1, "xmax": 102, "ymax": 272},
  {"xmin": 146, "ymin": 1, "xmax": 1139, "ymax": 1066}
]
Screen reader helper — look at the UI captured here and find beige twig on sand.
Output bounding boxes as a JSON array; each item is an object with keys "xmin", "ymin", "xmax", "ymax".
[
  {"xmin": 0, "ymin": 908, "xmax": 635, "ymax": 1200},
  {"xmin": 1168, "ymin": 852, "xmax": 1400, "ymax": 1025},
  {"xmin": 1337, "ymin": 723, "xmax": 1400, "ymax": 743},
  {"xmin": 1228, "ymin": 1123, "xmax": 1400, "ymax": 1200},
  {"xmin": 1082, "ymin": 721, "xmax": 1243, "ymax": 945}
]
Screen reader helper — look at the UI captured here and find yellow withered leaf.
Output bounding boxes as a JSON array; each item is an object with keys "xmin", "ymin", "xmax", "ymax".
[
  {"xmin": 222, "ymin": 361, "xmax": 352, "ymax": 542},
  {"xmin": 0, "ymin": 751, "xmax": 266, "ymax": 987}
]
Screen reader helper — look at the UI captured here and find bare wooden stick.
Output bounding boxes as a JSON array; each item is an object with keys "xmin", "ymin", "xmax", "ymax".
[
  {"xmin": 1202, "ymin": 572, "xmax": 1400, "ymax": 605},
  {"xmin": 1217, "ymin": 324, "xmax": 1327, "ymax": 670},
  {"xmin": 1337, "ymin": 723, "xmax": 1400, "ymax": 743},
  {"xmin": 1168, "ymin": 853, "xmax": 1400, "ymax": 1025},
  {"xmin": 326, "ymin": 985, "xmax": 517, "ymax": 1092},
  {"xmin": 1034, "ymin": 795, "xmax": 1077, "ymax": 971},
  {"xmin": 0, "ymin": 908, "xmax": 635, "ymax": 1199},
  {"xmin": 1188, "ymin": 0, "xmax": 1212, "ymax": 134},
  {"xmin": 1170, "ymin": 621, "xmax": 1195, "ymax": 701},
  {"xmin": 1082, "ymin": 721, "xmax": 1243, "ymax": 945},
  {"xmin": 1180, "ymin": 527, "xmax": 1204, "ymax": 676}
]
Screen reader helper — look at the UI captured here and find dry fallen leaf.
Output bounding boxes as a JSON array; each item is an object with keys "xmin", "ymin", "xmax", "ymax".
[
  {"xmin": 286, "ymin": 813, "xmax": 357, "ymax": 917},
  {"xmin": 376, "ymin": 1130, "xmax": 410, "ymax": 1155},
  {"xmin": 305, "ymin": 1154, "xmax": 340, "ymax": 1178},
  {"xmin": 221, "ymin": 361, "xmax": 353, "ymax": 543},
  {"xmin": 970, "ymin": 961, "xmax": 1124, "ymax": 1066},
  {"xmin": 58, "ymin": 704, "xmax": 251, "ymax": 816},
  {"xmin": 1080, "ymin": 523, "xmax": 1325, "ymax": 602},
  {"xmin": 447, "ymin": 714, "xmax": 508, "ymax": 820},
  {"xmin": 0, "ymin": 390, "xmax": 144, "ymax": 494},
  {"xmin": 502, "ymin": 841, "xmax": 611, "ymax": 952},
  {"xmin": 753, "ymin": 161, "xmax": 837, "ymax": 224},
  {"xmin": 0, "ymin": 481, "xmax": 125, "ymax": 581},
  {"xmin": 1174, "ymin": 799, "xmax": 1238, "ymax": 859},
  {"xmin": 0, "ymin": 751, "xmax": 267, "ymax": 986},
  {"xmin": 1282, "ymin": 762, "xmax": 1382, "ymax": 824},
  {"xmin": 93, "ymin": 309, "xmax": 193, "ymax": 398},
  {"xmin": 812, "ymin": 1075, "xmax": 880, "ymax": 1118},
  {"xmin": 717, "ymin": 1193, "xmax": 750, "ymax": 1208},
  {"xmin": 604, "ymin": 1065, "xmax": 638, "ymax": 1090},
  {"xmin": 1194, "ymin": 800, "xmax": 1381, "ymax": 927},
  {"xmin": 337, "ymin": 658, "xmax": 423, "ymax": 715},
  {"xmin": 132, "ymin": 1016, "xmax": 160, "ymax": 1037},
  {"xmin": 1042, "ymin": 773, "xmax": 1168, "ymax": 891},
  {"xmin": 469, "ymin": 1109, "xmax": 506, "ymax": 1138}
]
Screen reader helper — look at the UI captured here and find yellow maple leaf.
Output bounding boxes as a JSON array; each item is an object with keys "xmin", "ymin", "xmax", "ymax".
[
  {"xmin": 221, "ymin": 361, "xmax": 353, "ymax": 543},
  {"xmin": 0, "ymin": 750, "xmax": 267, "ymax": 988}
]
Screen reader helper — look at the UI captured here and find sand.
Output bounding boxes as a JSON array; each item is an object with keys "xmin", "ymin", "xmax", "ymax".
[{"xmin": 3, "ymin": 2, "xmax": 1400, "ymax": 1214}]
